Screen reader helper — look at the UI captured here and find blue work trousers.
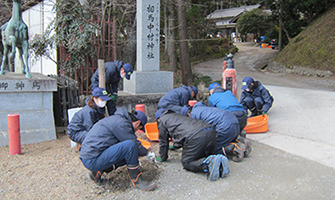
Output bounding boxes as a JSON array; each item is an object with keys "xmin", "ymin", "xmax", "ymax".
[
  {"xmin": 81, "ymin": 140, "xmax": 138, "ymax": 172},
  {"xmin": 231, "ymin": 110, "xmax": 247, "ymax": 132},
  {"xmin": 244, "ymin": 96, "xmax": 264, "ymax": 111},
  {"xmin": 214, "ymin": 123, "xmax": 240, "ymax": 154}
]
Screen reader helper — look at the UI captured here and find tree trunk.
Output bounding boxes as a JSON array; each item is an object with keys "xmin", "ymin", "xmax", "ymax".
[
  {"xmin": 123, "ymin": 23, "xmax": 136, "ymax": 67},
  {"xmin": 177, "ymin": 0, "xmax": 192, "ymax": 85},
  {"xmin": 164, "ymin": 2, "xmax": 168, "ymax": 54},
  {"xmin": 167, "ymin": 0, "xmax": 177, "ymax": 72}
]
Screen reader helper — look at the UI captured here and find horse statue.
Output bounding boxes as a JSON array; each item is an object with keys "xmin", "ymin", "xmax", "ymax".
[{"xmin": 0, "ymin": 0, "xmax": 31, "ymax": 78}]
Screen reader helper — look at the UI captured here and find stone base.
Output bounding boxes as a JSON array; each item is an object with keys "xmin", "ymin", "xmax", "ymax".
[
  {"xmin": 123, "ymin": 71, "xmax": 173, "ymax": 94},
  {"xmin": 0, "ymin": 72, "xmax": 57, "ymax": 147}
]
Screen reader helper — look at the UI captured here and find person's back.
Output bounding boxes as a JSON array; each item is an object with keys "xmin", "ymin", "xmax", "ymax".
[
  {"xmin": 91, "ymin": 60, "xmax": 124, "ymax": 93},
  {"xmin": 208, "ymin": 83, "xmax": 247, "ymax": 133},
  {"xmin": 209, "ymin": 87, "xmax": 244, "ymax": 112},
  {"xmin": 158, "ymin": 85, "xmax": 197, "ymax": 113},
  {"xmin": 158, "ymin": 109, "xmax": 212, "ymax": 153},
  {"xmin": 191, "ymin": 102, "xmax": 239, "ymax": 132},
  {"xmin": 90, "ymin": 61, "xmax": 133, "ymax": 115},
  {"xmin": 158, "ymin": 85, "xmax": 191, "ymax": 108},
  {"xmin": 190, "ymin": 102, "xmax": 240, "ymax": 154}
]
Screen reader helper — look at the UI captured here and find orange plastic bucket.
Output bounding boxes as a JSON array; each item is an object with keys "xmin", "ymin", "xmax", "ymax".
[
  {"xmin": 244, "ymin": 114, "xmax": 268, "ymax": 133},
  {"xmin": 137, "ymin": 138, "xmax": 151, "ymax": 149},
  {"xmin": 145, "ymin": 122, "xmax": 159, "ymax": 141}
]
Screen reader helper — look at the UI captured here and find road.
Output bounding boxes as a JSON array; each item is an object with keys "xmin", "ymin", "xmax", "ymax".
[{"xmin": 120, "ymin": 43, "xmax": 335, "ymax": 200}]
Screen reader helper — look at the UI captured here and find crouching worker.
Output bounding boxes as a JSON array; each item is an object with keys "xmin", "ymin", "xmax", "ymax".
[
  {"xmin": 158, "ymin": 85, "xmax": 198, "ymax": 114},
  {"xmin": 79, "ymin": 107, "xmax": 157, "ymax": 191},
  {"xmin": 181, "ymin": 102, "xmax": 251, "ymax": 162},
  {"xmin": 155, "ymin": 109, "xmax": 229, "ymax": 181},
  {"xmin": 240, "ymin": 76, "xmax": 274, "ymax": 117},
  {"xmin": 67, "ymin": 87, "xmax": 111, "ymax": 147}
]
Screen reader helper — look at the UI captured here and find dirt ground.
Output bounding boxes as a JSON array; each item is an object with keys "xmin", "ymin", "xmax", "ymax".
[{"xmin": 1, "ymin": 43, "xmax": 334, "ymax": 199}]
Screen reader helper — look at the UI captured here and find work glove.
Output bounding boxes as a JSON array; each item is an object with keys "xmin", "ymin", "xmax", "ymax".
[
  {"xmin": 146, "ymin": 151, "xmax": 155, "ymax": 162},
  {"xmin": 262, "ymin": 111, "xmax": 266, "ymax": 116},
  {"xmin": 156, "ymin": 156, "xmax": 164, "ymax": 162},
  {"xmin": 109, "ymin": 93, "xmax": 118, "ymax": 101},
  {"xmin": 169, "ymin": 145, "xmax": 175, "ymax": 150}
]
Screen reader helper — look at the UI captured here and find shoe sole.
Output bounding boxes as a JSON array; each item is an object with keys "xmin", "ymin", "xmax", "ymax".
[
  {"xmin": 220, "ymin": 156, "xmax": 230, "ymax": 178},
  {"xmin": 208, "ymin": 155, "xmax": 221, "ymax": 181}
]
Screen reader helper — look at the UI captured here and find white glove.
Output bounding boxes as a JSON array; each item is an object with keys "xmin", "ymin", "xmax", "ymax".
[{"xmin": 146, "ymin": 151, "xmax": 156, "ymax": 162}]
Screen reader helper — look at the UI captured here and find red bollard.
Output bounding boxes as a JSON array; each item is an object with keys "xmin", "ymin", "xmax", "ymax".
[
  {"xmin": 135, "ymin": 104, "xmax": 145, "ymax": 113},
  {"xmin": 188, "ymin": 100, "xmax": 197, "ymax": 106},
  {"xmin": 8, "ymin": 114, "xmax": 21, "ymax": 155}
]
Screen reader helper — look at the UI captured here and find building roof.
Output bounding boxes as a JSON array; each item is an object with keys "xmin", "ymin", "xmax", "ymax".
[{"xmin": 207, "ymin": 4, "xmax": 260, "ymax": 20}]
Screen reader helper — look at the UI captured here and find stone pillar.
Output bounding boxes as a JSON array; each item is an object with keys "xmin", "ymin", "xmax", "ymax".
[
  {"xmin": 0, "ymin": 72, "xmax": 57, "ymax": 147},
  {"xmin": 124, "ymin": 0, "xmax": 173, "ymax": 94}
]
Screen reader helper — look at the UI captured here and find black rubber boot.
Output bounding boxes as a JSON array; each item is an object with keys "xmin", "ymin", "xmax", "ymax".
[
  {"xmin": 128, "ymin": 165, "xmax": 157, "ymax": 191},
  {"xmin": 88, "ymin": 171, "xmax": 107, "ymax": 186},
  {"xmin": 240, "ymin": 130, "xmax": 247, "ymax": 138},
  {"xmin": 76, "ymin": 143, "xmax": 81, "ymax": 152},
  {"xmin": 223, "ymin": 142, "xmax": 245, "ymax": 162},
  {"xmin": 236, "ymin": 137, "xmax": 252, "ymax": 157},
  {"xmin": 257, "ymin": 109, "xmax": 263, "ymax": 116},
  {"xmin": 249, "ymin": 108, "xmax": 258, "ymax": 117},
  {"xmin": 103, "ymin": 164, "xmax": 117, "ymax": 173}
]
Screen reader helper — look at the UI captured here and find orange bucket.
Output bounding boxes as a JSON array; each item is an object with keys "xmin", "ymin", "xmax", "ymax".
[
  {"xmin": 261, "ymin": 43, "xmax": 268, "ymax": 48},
  {"xmin": 137, "ymin": 138, "xmax": 151, "ymax": 149},
  {"xmin": 145, "ymin": 122, "xmax": 159, "ymax": 141},
  {"xmin": 244, "ymin": 114, "xmax": 268, "ymax": 133}
]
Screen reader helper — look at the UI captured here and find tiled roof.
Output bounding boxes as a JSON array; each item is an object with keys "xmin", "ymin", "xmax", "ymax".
[{"xmin": 207, "ymin": 4, "xmax": 260, "ymax": 19}]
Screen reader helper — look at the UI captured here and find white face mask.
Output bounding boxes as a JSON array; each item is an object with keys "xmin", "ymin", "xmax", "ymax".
[
  {"xmin": 120, "ymin": 72, "xmax": 125, "ymax": 79},
  {"xmin": 97, "ymin": 99, "xmax": 106, "ymax": 108}
]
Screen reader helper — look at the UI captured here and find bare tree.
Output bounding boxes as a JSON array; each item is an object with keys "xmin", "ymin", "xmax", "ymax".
[
  {"xmin": 167, "ymin": 0, "xmax": 177, "ymax": 72},
  {"xmin": 177, "ymin": 0, "xmax": 192, "ymax": 85}
]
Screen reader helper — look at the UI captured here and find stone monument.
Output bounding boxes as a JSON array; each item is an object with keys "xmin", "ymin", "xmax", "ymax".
[
  {"xmin": 0, "ymin": 0, "xmax": 31, "ymax": 78},
  {"xmin": 124, "ymin": 0, "xmax": 173, "ymax": 94}
]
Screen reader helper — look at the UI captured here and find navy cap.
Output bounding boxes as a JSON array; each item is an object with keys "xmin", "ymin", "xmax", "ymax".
[
  {"xmin": 92, "ymin": 87, "xmax": 111, "ymax": 101},
  {"xmin": 208, "ymin": 82, "xmax": 221, "ymax": 92},
  {"xmin": 241, "ymin": 76, "xmax": 254, "ymax": 90},
  {"xmin": 133, "ymin": 110, "xmax": 147, "ymax": 131},
  {"xmin": 192, "ymin": 86, "xmax": 198, "ymax": 96},
  {"xmin": 123, "ymin": 63, "xmax": 133, "ymax": 80},
  {"xmin": 155, "ymin": 108, "xmax": 166, "ymax": 120},
  {"xmin": 180, "ymin": 105, "xmax": 189, "ymax": 116}
]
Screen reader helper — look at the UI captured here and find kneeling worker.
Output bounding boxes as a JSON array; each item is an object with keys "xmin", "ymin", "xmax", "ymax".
[
  {"xmin": 80, "ymin": 107, "xmax": 157, "ymax": 191},
  {"xmin": 155, "ymin": 109, "xmax": 230, "ymax": 181}
]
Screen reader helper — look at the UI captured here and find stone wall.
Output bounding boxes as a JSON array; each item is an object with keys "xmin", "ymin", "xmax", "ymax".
[
  {"xmin": 268, "ymin": 61, "xmax": 333, "ymax": 77},
  {"xmin": 0, "ymin": 73, "xmax": 57, "ymax": 147}
]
